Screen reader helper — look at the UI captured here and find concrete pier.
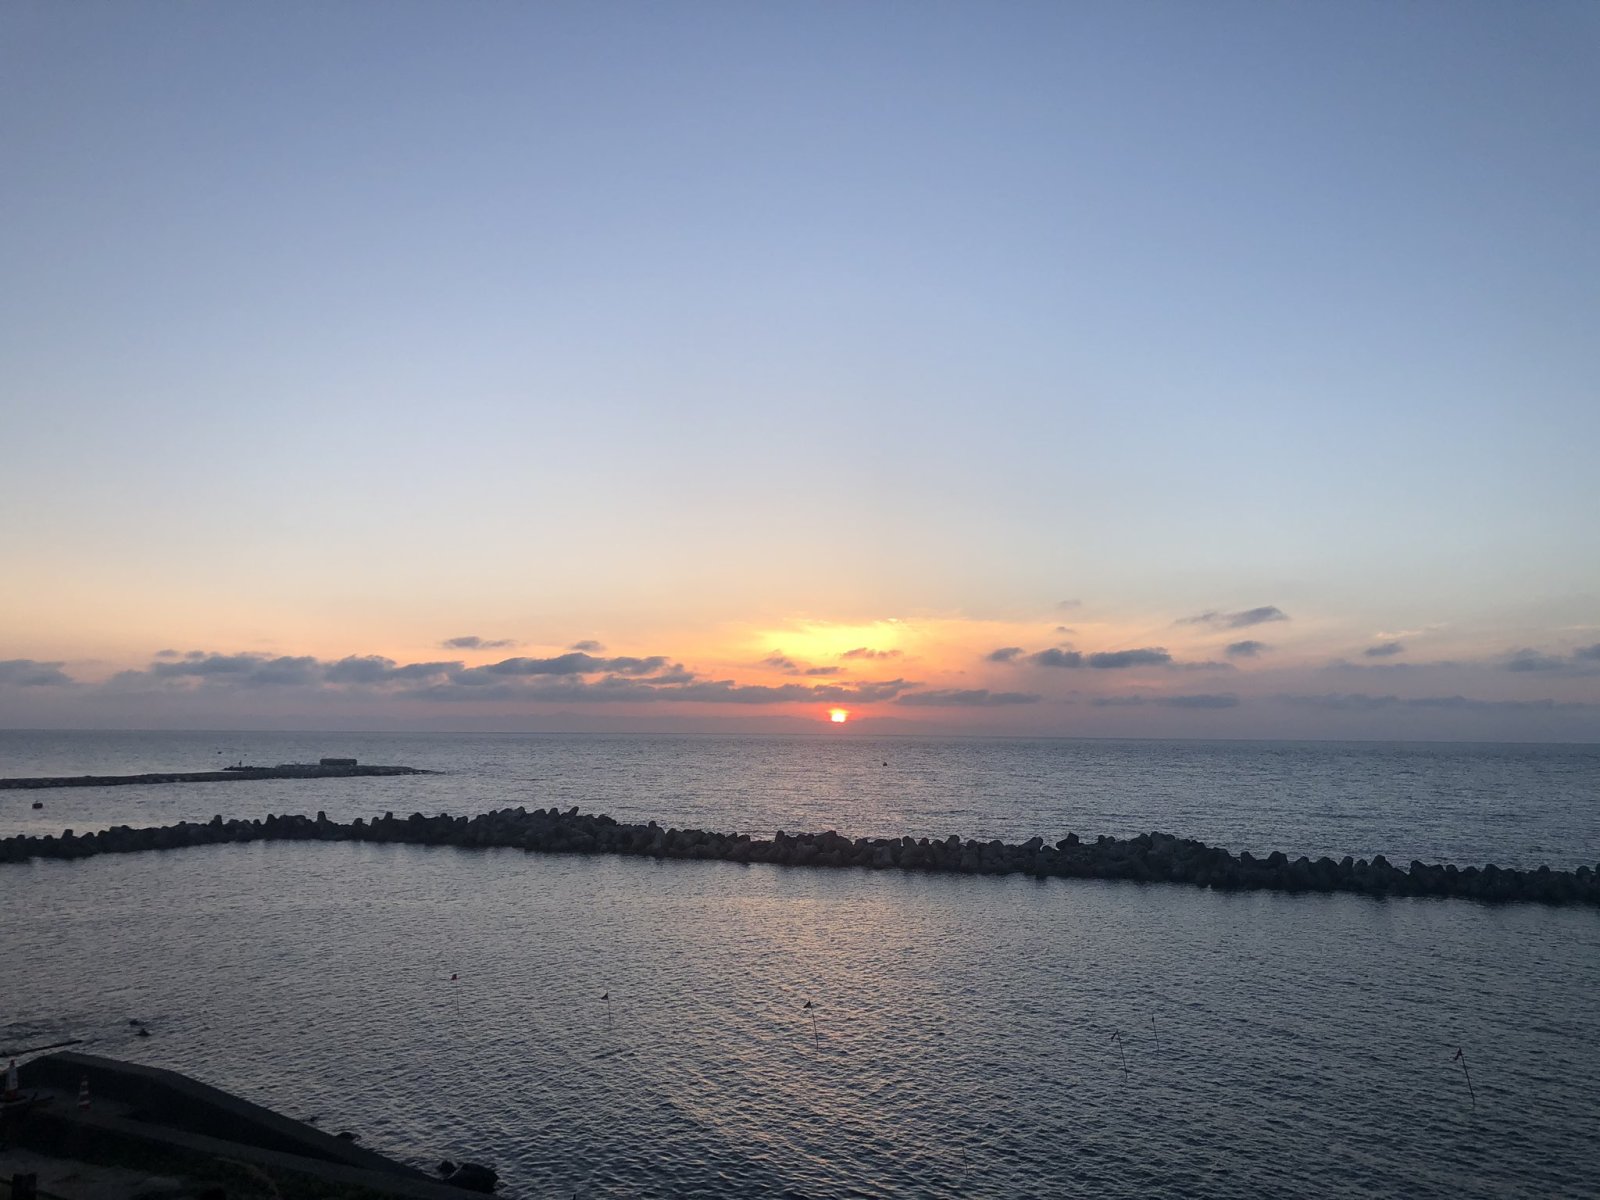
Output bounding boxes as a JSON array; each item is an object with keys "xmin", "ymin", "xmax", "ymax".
[{"xmin": 0, "ymin": 764, "xmax": 431, "ymax": 790}]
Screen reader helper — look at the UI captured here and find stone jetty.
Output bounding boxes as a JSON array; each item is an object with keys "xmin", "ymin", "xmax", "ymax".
[
  {"xmin": 0, "ymin": 763, "xmax": 431, "ymax": 789},
  {"xmin": 2, "ymin": 806, "xmax": 1595, "ymax": 907}
]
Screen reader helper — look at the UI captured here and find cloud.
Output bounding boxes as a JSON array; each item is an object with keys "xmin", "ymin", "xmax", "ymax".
[
  {"xmin": 1027, "ymin": 646, "xmax": 1171, "ymax": 669},
  {"xmin": 406, "ymin": 676, "xmax": 916, "ymax": 706},
  {"xmin": 1225, "ymin": 640, "xmax": 1268, "ymax": 658},
  {"xmin": 570, "ymin": 640, "xmax": 606, "ymax": 653},
  {"xmin": 1030, "ymin": 648, "xmax": 1084, "ymax": 668},
  {"xmin": 442, "ymin": 636, "xmax": 517, "ymax": 650},
  {"xmin": 765, "ymin": 652, "xmax": 842, "ymax": 677},
  {"xmin": 1325, "ymin": 658, "xmax": 1462, "ymax": 673},
  {"xmin": 1280, "ymin": 692, "xmax": 1599, "ymax": 714},
  {"xmin": 987, "ymin": 646, "xmax": 1025, "ymax": 663},
  {"xmin": 1054, "ymin": 626, "xmax": 1075, "ymax": 635},
  {"xmin": 1093, "ymin": 693, "xmax": 1239, "ymax": 709},
  {"xmin": 1087, "ymin": 648, "xmax": 1172, "ymax": 669},
  {"xmin": 322, "ymin": 656, "xmax": 460, "ymax": 685},
  {"xmin": 1056, "ymin": 599, "xmax": 1082, "ymax": 610},
  {"xmin": 1505, "ymin": 649, "xmax": 1567, "ymax": 672},
  {"xmin": 1504, "ymin": 645, "xmax": 1600, "ymax": 673},
  {"xmin": 153, "ymin": 649, "xmax": 181, "ymax": 659},
  {"xmin": 1179, "ymin": 606, "xmax": 1290, "ymax": 630},
  {"xmin": 1364, "ymin": 642, "xmax": 1405, "ymax": 658},
  {"xmin": 142, "ymin": 653, "xmax": 322, "ymax": 686},
  {"xmin": 108, "ymin": 648, "xmax": 699, "ymax": 695},
  {"xmin": 897, "ymin": 689, "xmax": 1042, "ymax": 707},
  {"xmin": 454, "ymin": 653, "xmax": 675, "ymax": 683},
  {"xmin": 841, "ymin": 647, "xmax": 901, "ymax": 660},
  {"xmin": 0, "ymin": 659, "xmax": 74, "ymax": 687}
]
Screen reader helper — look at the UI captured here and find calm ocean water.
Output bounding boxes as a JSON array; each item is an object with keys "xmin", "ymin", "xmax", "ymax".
[{"xmin": 3, "ymin": 731, "xmax": 1599, "ymax": 1197}]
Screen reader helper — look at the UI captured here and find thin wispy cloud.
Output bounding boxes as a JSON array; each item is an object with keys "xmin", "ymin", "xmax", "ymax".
[
  {"xmin": 841, "ymin": 647, "xmax": 901, "ymax": 660},
  {"xmin": 1028, "ymin": 647, "xmax": 1174, "ymax": 669},
  {"xmin": 1225, "ymin": 640, "xmax": 1268, "ymax": 658},
  {"xmin": 570, "ymin": 640, "xmax": 606, "ymax": 652},
  {"xmin": 442, "ymin": 635, "xmax": 517, "ymax": 650},
  {"xmin": 1364, "ymin": 642, "xmax": 1405, "ymax": 658},
  {"xmin": 1179, "ymin": 606, "xmax": 1290, "ymax": 630},
  {"xmin": 1505, "ymin": 646, "xmax": 1600, "ymax": 673},
  {"xmin": 897, "ymin": 689, "xmax": 1042, "ymax": 707},
  {"xmin": 987, "ymin": 646, "xmax": 1025, "ymax": 663},
  {"xmin": 1280, "ymin": 692, "xmax": 1599, "ymax": 713},
  {"xmin": 1093, "ymin": 693, "xmax": 1239, "ymax": 709},
  {"xmin": 764, "ymin": 652, "xmax": 843, "ymax": 677},
  {"xmin": 1088, "ymin": 648, "xmax": 1172, "ymax": 668},
  {"xmin": 455, "ymin": 653, "xmax": 676, "ymax": 682},
  {"xmin": 404, "ymin": 676, "xmax": 915, "ymax": 706},
  {"xmin": 1507, "ymin": 649, "xmax": 1571, "ymax": 672}
]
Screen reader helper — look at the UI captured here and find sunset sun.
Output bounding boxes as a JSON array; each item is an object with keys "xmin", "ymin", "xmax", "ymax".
[{"xmin": 828, "ymin": 708, "xmax": 850, "ymax": 724}]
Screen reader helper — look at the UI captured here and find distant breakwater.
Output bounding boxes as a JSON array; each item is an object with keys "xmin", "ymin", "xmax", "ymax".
[
  {"xmin": 2, "ymin": 807, "xmax": 1596, "ymax": 906},
  {"xmin": 0, "ymin": 764, "xmax": 431, "ymax": 789}
]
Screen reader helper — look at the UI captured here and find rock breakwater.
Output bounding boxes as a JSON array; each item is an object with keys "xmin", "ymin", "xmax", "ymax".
[{"xmin": 1, "ymin": 807, "xmax": 1595, "ymax": 906}]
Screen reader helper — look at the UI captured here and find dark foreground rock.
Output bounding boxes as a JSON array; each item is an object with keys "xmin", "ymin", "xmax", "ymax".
[
  {"xmin": 0, "ymin": 806, "xmax": 1595, "ymax": 907},
  {"xmin": 442, "ymin": 1162, "xmax": 498, "ymax": 1193}
]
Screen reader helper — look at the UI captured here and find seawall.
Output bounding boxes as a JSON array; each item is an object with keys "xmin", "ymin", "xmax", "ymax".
[{"xmin": 1, "ymin": 806, "xmax": 1595, "ymax": 907}]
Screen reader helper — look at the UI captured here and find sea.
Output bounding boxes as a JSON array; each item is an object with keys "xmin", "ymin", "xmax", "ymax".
[{"xmin": 2, "ymin": 730, "xmax": 1598, "ymax": 1198}]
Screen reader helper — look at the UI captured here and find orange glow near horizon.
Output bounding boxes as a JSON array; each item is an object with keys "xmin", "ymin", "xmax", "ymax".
[{"xmin": 828, "ymin": 708, "xmax": 850, "ymax": 724}]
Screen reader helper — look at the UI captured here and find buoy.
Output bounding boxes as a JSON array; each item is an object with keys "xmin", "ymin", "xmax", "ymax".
[
  {"xmin": 78, "ymin": 1075, "xmax": 91, "ymax": 1110},
  {"xmin": 3, "ymin": 1058, "xmax": 18, "ymax": 1102}
]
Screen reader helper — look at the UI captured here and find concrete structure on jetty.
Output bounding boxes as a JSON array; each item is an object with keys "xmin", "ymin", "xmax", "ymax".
[
  {"xmin": 0, "ymin": 762, "xmax": 430, "ymax": 790},
  {"xmin": 1, "ymin": 806, "xmax": 1595, "ymax": 907}
]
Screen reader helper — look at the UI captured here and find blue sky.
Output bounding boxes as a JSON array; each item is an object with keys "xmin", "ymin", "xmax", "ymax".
[{"xmin": 2, "ymin": 2, "xmax": 1597, "ymax": 738}]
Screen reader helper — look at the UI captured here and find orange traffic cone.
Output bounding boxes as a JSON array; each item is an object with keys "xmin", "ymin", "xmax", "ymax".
[
  {"xmin": 3, "ymin": 1058, "xmax": 18, "ymax": 1102},
  {"xmin": 77, "ymin": 1075, "xmax": 90, "ymax": 1110}
]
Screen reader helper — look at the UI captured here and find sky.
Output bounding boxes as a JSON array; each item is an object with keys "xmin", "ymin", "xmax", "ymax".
[{"xmin": 2, "ymin": 1, "xmax": 1597, "ymax": 740}]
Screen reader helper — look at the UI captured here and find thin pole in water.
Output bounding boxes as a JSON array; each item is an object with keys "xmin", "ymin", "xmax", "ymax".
[
  {"xmin": 804, "ymin": 1000, "xmax": 818, "ymax": 1048},
  {"xmin": 1111, "ymin": 1029, "xmax": 1127, "ymax": 1080},
  {"xmin": 1454, "ymin": 1046, "xmax": 1475, "ymax": 1108},
  {"xmin": 602, "ymin": 991, "xmax": 612, "ymax": 1028},
  {"xmin": 1151, "ymin": 1014, "xmax": 1159, "ymax": 1052}
]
